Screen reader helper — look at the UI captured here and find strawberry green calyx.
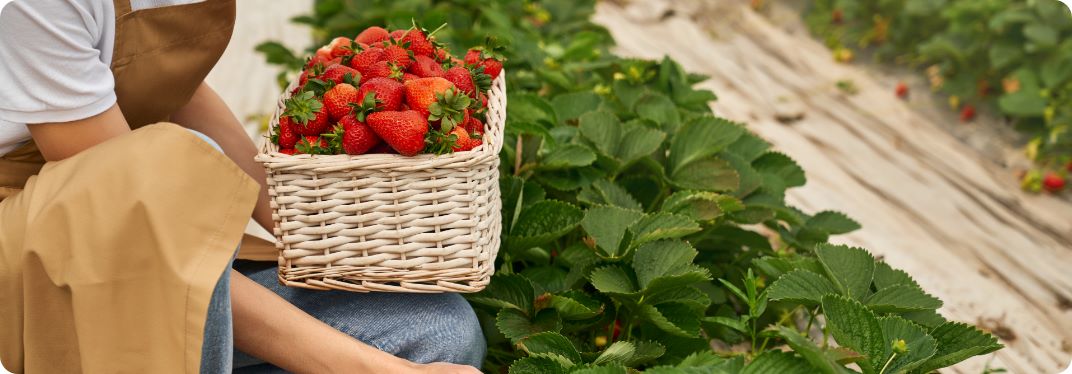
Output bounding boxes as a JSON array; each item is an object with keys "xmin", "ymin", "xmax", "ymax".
[
  {"xmin": 321, "ymin": 124, "xmax": 347, "ymax": 153},
  {"xmin": 283, "ymin": 91, "xmax": 324, "ymax": 126},
  {"xmin": 428, "ymin": 88, "xmax": 472, "ymax": 132},
  {"xmin": 470, "ymin": 66, "xmax": 492, "ymax": 97},
  {"xmin": 295, "ymin": 136, "xmax": 333, "ymax": 155},
  {"xmin": 423, "ymin": 128, "xmax": 458, "ymax": 155},
  {"xmin": 350, "ymin": 93, "xmax": 379, "ymax": 122}
]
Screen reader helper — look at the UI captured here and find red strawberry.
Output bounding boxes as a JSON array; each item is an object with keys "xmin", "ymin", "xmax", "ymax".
[
  {"xmin": 328, "ymin": 37, "xmax": 354, "ymax": 58},
  {"xmin": 366, "ymin": 110, "xmax": 429, "ymax": 156},
  {"xmin": 449, "ymin": 127, "xmax": 480, "ymax": 152},
  {"xmin": 323, "ymin": 83, "xmax": 360, "ymax": 121},
  {"xmin": 1043, "ymin": 172, "xmax": 1066, "ymax": 193},
  {"xmin": 275, "ymin": 117, "xmax": 300, "ymax": 149},
  {"xmin": 369, "ymin": 142, "xmax": 396, "ymax": 154},
  {"xmin": 895, "ymin": 82, "xmax": 908, "ymax": 99},
  {"xmin": 324, "ymin": 116, "xmax": 381, "ymax": 156},
  {"xmin": 295, "ymin": 135, "xmax": 333, "ymax": 154},
  {"xmin": 355, "ymin": 26, "xmax": 390, "ymax": 45},
  {"xmin": 444, "ymin": 66, "xmax": 477, "ymax": 98},
  {"xmin": 401, "ymin": 28, "xmax": 435, "ymax": 57},
  {"xmin": 402, "ymin": 73, "xmax": 420, "ymax": 82},
  {"xmin": 383, "ymin": 44, "xmax": 413, "ymax": 69},
  {"xmin": 358, "ymin": 77, "xmax": 405, "ymax": 111},
  {"xmin": 349, "ymin": 46, "xmax": 386, "ymax": 74},
  {"xmin": 463, "ymin": 116, "xmax": 484, "ymax": 136},
  {"xmin": 960, "ymin": 104, "xmax": 976, "ymax": 122},
  {"xmin": 435, "ymin": 48, "xmax": 451, "ymax": 62},
  {"xmin": 315, "ymin": 46, "xmax": 332, "ymax": 62},
  {"xmin": 284, "ymin": 91, "xmax": 331, "ymax": 135},
  {"xmin": 404, "ymin": 77, "xmax": 455, "ymax": 117},
  {"xmin": 464, "ymin": 49, "xmax": 481, "ymax": 66},
  {"xmin": 389, "ymin": 29, "xmax": 407, "ymax": 40},
  {"xmin": 361, "ymin": 60, "xmax": 403, "ymax": 83},
  {"xmin": 464, "ymin": 48, "xmax": 503, "ymax": 79},
  {"xmin": 322, "ymin": 65, "xmax": 361, "ymax": 85},
  {"xmin": 480, "ymin": 59, "xmax": 503, "ymax": 80},
  {"xmin": 409, "ymin": 55, "xmax": 445, "ymax": 78},
  {"xmin": 278, "ymin": 148, "xmax": 297, "ymax": 155}
]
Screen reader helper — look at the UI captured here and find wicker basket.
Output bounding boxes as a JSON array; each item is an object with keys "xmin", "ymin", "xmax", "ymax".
[{"xmin": 254, "ymin": 72, "xmax": 507, "ymax": 293}]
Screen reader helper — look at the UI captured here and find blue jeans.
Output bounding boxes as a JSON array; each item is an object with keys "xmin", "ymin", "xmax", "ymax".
[{"xmin": 189, "ymin": 129, "xmax": 486, "ymax": 373}]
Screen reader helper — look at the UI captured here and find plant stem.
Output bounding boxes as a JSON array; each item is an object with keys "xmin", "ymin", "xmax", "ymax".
[
  {"xmin": 878, "ymin": 353, "xmax": 898, "ymax": 374},
  {"xmin": 513, "ymin": 137, "xmax": 523, "ymax": 176}
]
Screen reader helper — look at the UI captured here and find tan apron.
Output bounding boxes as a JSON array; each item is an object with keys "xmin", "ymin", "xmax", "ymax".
[{"xmin": 0, "ymin": 0, "xmax": 267, "ymax": 372}]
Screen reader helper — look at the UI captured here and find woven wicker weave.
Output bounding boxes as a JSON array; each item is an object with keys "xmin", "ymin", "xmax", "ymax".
[{"xmin": 254, "ymin": 72, "xmax": 506, "ymax": 293}]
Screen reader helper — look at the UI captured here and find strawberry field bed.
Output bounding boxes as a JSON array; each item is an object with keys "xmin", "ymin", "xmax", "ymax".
[{"xmin": 214, "ymin": 0, "xmax": 1072, "ymax": 373}]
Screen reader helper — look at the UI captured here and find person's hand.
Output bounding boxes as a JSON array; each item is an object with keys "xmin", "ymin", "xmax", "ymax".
[{"xmin": 413, "ymin": 362, "xmax": 482, "ymax": 374}]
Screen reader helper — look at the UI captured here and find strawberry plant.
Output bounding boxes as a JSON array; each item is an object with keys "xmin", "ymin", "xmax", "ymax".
[
  {"xmin": 806, "ymin": 0, "xmax": 1072, "ymax": 192},
  {"xmin": 259, "ymin": 0, "xmax": 1002, "ymax": 372}
]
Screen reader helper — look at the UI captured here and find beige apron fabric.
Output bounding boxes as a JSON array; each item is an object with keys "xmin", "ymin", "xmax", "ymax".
[{"xmin": 0, "ymin": 0, "xmax": 270, "ymax": 372}]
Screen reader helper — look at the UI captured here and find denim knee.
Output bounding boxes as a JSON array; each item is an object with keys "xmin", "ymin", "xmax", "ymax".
[
  {"xmin": 406, "ymin": 294, "xmax": 486, "ymax": 367},
  {"xmin": 185, "ymin": 128, "xmax": 223, "ymax": 152}
]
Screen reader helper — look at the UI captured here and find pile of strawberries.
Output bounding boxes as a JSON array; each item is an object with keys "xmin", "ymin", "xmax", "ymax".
[{"xmin": 271, "ymin": 24, "xmax": 503, "ymax": 156}]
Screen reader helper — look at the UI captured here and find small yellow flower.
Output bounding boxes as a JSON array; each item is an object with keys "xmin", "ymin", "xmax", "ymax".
[
  {"xmin": 948, "ymin": 95, "xmax": 960, "ymax": 110},
  {"xmin": 892, "ymin": 339, "xmax": 908, "ymax": 354}
]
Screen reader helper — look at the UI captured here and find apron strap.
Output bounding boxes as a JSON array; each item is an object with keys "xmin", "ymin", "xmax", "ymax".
[{"xmin": 114, "ymin": 0, "xmax": 132, "ymax": 17}]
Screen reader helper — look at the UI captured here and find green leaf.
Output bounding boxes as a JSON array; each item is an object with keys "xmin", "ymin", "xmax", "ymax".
[
  {"xmin": 767, "ymin": 269, "xmax": 839, "ymax": 306},
  {"xmin": 805, "ymin": 211, "xmax": 860, "ymax": 235},
  {"xmin": 876, "ymin": 316, "xmax": 937, "ymax": 373},
  {"xmin": 776, "ymin": 327, "xmax": 845, "ymax": 374},
  {"xmin": 913, "ymin": 322, "xmax": 1002, "ymax": 373},
  {"xmin": 509, "ymin": 93, "xmax": 558, "ymax": 126},
  {"xmin": 518, "ymin": 332, "xmax": 583, "ymax": 364},
  {"xmin": 467, "ymin": 274, "xmax": 536, "ymax": 314},
  {"xmin": 508, "ymin": 356, "xmax": 571, "ymax": 374},
  {"xmin": 571, "ymin": 365, "xmax": 628, "ymax": 374},
  {"xmin": 497, "ymin": 309, "xmax": 563, "ymax": 342},
  {"xmin": 1023, "ymin": 23, "xmax": 1058, "ymax": 48},
  {"xmin": 704, "ymin": 316, "xmax": 747, "ymax": 334},
  {"xmin": 670, "ymin": 157, "xmax": 740, "ymax": 192},
  {"xmin": 669, "ymin": 117, "xmax": 745, "ymax": 172},
  {"xmin": 509, "ymin": 200, "xmax": 585, "ymax": 249},
  {"xmin": 635, "ymin": 92, "xmax": 681, "ymax": 132},
  {"xmin": 625, "ymin": 340, "xmax": 666, "ymax": 366},
  {"xmin": 821, "ymin": 295, "xmax": 885, "ymax": 372},
  {"xmin": 552, "ymin": 91, "xmax": 603, "ymax": 122},
  {"xmin": 632, "ymin": 240, "xmax": 702, "ymax": 288},
  {"xmin": 628, "ymin": 213, "xmax": 701, "ymax": 246},
  {"xmin": 522, "ymin": 266, "xmax": 569, "ymax": 294},
  {"xmin": 998, "ymin": 90, "xmax": 1047, "ymax": 117},
  {"xmin": 539, "ymin": 144, "xmax": 597, "ymax": 170},
  {"xmin": 638, "ymin": 302, "xmax": 702, "ymax": 337},
  {"xmin": 660, "ymin": 191, "xmax": 739, "ymax": 221},
  {"xmin": 550, "ymin": 292, "xmax": 604, "ymax": 320},
  {"xmin": 593, "ymin": 341, "xmax": 635, "ymax": 365},
  {"xmin": 816, "ymin": 244, "xmax": 875, "ymax": 300},
  {"xmin": 581, "ymin": 206, "xmax": 645, "ymax": 257},
  {"xmin": 617, "ymin": 126, "xmax": 667, "ymax": 164},
  {"xmin": 580, "ymin": 179, "xmax": 642, "ymax": 210},
  {"xmin": 752, "ymin": 152, "xmax": 806, "ymax": 187},
  {"xmin": 741, "ymin": 351, "xmax": 818, "ymax": 374},
  {"xmin": 579, "ymin": 111, "xmax": 622, "ymax": 156},
  {"xmin": 725, "ymin": 131, "xmax": 770, "ymax": 162},
  {"xmin": 873, "ymin": 261, "xmax": 921, "ymax": 290},
  {"xmin": 589, "ymin": 265, "xmax": 637, "ymax": 295},
  {"xmin": 864, "ymin": 285, "xmax": 943, "ymax": 313},
  {"xmin": 254, "ymin": 41, "xmax": 302, "ymax": 69}
]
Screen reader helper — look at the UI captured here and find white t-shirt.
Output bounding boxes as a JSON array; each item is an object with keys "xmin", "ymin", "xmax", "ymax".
[{"xmin": 0, "ymin": 0, "xmax": 203, "ymax": 156}]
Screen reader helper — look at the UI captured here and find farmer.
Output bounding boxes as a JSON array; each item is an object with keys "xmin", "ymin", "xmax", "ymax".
[{"xmin": 0, "ymin": 1, "xmax": 484, "ymax": 373}]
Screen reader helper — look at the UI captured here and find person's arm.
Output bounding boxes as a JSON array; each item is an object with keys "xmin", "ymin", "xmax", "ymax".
[
  {"xmin": 171, "ymin": 83, "xmax": 480, "ymax": 374},
  {"xmin": 170, "ymin": 82, "xmax": 274, "ymax": 231},
  {"xmin": 27, "ymin": 104, "xmax": 130, "ymax": 161}
]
